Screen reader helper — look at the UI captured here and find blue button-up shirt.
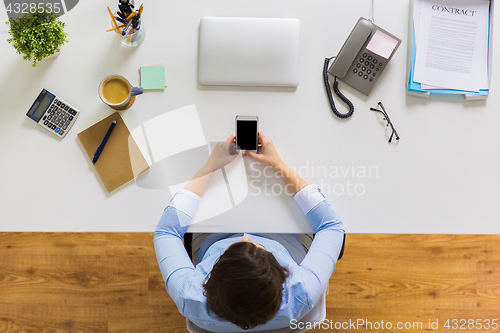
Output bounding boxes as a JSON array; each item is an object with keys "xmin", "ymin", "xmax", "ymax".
[{"xmin": 154, "ymin": 185, "xmax": 344, "ymax": 332}]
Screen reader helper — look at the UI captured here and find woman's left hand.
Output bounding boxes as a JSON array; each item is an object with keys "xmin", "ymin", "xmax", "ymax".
[{"xmin": 210, "ymin": 134, "xmax": 239, "ymax": 171}]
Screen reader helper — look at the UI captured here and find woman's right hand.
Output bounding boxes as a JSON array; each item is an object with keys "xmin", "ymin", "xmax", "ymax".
[
  {"xmin": 245, "ymin": 131, "xmax": 308, "ymax": 195},
  {"xmin": 245, "ymin": 131, "xmax": 285, "ymax": 170}
]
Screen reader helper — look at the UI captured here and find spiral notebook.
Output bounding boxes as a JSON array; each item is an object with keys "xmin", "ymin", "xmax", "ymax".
[{"xmin": 78, "ymin": 112, "xmax": 150, "ymax": 192}]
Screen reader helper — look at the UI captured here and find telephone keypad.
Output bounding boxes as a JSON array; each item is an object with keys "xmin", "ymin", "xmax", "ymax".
[
  {"xmin": 339, "ymin": 45, "xmax": 393, "ymax": 96},
  {"xmin": 351, "ymin": 51, "xmax": 385, "ymax": 86}
]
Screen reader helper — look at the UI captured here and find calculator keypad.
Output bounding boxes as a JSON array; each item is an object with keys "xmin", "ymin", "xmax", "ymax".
[{"xmin": 40, "ymin": 98, "xmax": 79, "ymax": 138}]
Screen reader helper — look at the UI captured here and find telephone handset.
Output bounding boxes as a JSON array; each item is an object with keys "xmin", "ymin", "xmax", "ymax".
[{"xmin": 324, "ymin": 17, "xmax": 402, "ymax": 118}]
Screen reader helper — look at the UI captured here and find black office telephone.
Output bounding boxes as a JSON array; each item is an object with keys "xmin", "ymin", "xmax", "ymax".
[{"xmin": 324, "ymin": 17, "xmax": 402, "ymax": 118}]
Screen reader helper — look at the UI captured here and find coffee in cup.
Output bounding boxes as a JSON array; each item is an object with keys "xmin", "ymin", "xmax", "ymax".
[{"xmin": 99, "ymin": 75, "xmax": 143, "ymax": 110}]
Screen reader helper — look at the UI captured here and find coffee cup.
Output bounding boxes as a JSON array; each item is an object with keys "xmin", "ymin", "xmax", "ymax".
[{"xmin": 99, "ymin": 75, "xmax": 143, "ymax": 110}]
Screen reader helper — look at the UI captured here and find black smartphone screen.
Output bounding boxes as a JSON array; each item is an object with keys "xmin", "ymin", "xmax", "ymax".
[{"xmin": 236, "ymin": 120, "xmax": 258, "ymax": 150}]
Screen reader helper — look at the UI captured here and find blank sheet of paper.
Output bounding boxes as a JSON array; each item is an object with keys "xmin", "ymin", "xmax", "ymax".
[
  {"xmin": 143, "ymin": 105, "xmax": 207, "ymax": 163},
  {"xmin": 130, "ymin": 125, "xmax": 152, "ymax": 166}
]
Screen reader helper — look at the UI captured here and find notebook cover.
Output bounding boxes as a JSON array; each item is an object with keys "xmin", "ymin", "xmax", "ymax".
[{"xmin": 78, "ymin": 112, "xmax": 150, "ymax": 192}]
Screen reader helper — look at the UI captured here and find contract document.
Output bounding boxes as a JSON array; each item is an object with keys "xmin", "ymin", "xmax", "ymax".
[{"xmin": 413, "ymin": 0, "xmax": 490, "ymax": 92}]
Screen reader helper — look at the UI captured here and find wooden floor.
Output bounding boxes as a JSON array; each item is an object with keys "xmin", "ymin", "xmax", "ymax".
[{"xmin": 0, "ymin": 233, "xmax": 499, "ymax": 332}]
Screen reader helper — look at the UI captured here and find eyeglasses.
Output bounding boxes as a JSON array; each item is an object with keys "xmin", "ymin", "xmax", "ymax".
[{"xmin": 369, "ymin": 102, "xmax": 400, "ymax": 143}]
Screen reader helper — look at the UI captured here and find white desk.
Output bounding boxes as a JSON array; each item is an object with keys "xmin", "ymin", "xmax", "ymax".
[{"xmin": 1, "ymin": 0, "xmax": 499, "ymax": 234}]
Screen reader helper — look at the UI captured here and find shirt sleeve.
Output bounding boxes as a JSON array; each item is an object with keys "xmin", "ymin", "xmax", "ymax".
[
  {"xmin": 293, "ymin": 184, "xmax": 345, "ymax": 307},
  {"xmin": 153, "ymin": 189, "xmax": 201, "ymax": 313}
]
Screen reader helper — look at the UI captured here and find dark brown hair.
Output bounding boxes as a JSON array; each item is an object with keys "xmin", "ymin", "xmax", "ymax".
[{"xmin": 202, "ymin": 241, "xmax": 290, "ymax": 330}]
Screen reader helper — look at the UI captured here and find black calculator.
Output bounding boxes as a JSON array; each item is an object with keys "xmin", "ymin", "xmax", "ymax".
[{"xmin": 26, "ymin": 89, "xmax": 80, "ymax": 138}]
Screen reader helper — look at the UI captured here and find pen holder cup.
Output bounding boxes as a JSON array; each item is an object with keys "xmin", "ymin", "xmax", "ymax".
[{"xmin": 112, "ymin": 17, "xmax": 146, "ymax": 47}]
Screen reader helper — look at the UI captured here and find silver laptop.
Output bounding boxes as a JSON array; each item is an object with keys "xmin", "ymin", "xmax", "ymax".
[{"xmin": 198, "ymin": 17, "xmax": 300, "ymax": 87}]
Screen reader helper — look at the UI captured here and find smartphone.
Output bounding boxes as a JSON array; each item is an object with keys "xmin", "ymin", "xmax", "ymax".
[{"xmin": 235, "ymin": 115, "xmax": 259, "ymax": 152}]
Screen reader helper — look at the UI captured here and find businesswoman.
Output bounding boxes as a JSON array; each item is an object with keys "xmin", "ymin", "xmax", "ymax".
[{"xmin": 154, "ymin": 131, "xmax": 344, "ymax": 332}]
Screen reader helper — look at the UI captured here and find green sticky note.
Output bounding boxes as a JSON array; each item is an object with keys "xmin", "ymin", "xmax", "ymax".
[{"xmin": 141, "ymin": 66, "xmax": 166, "ymax": 89}]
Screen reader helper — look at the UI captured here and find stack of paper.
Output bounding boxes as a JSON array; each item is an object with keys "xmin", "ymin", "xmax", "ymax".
[{"xmin": 409, "ymin": 0, "xmax": 491, "ymax": 96}]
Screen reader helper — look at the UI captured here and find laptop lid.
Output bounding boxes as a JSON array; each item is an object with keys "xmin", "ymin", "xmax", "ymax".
[{"xmin": 198, "ymin": 17, "xmax": 300, "ymax": 87}]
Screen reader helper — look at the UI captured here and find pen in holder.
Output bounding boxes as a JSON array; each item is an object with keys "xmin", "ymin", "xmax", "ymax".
[
  {"xmin": 111, "ymin": 13, "xmax": 146, "ymax": 47},
  {"xmin": 107, "ymin": 3, "xmax": 146, "ymax": 47}
]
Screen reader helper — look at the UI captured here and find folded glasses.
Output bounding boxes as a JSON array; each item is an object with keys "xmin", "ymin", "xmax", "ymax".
[{"xmin": 369, "ymin": 102, "xmax": 400, "ymax": 143}]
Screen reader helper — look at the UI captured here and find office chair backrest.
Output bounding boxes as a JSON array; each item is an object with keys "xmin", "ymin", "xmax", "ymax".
[{"xmin": 184, "ymin": 233, "xmax": 346, "ymax": 263}]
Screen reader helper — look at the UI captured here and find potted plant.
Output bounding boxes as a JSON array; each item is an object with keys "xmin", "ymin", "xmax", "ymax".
[{"xmin": 6, "ymin": 8, "xmax": 68, "ymax": 67}]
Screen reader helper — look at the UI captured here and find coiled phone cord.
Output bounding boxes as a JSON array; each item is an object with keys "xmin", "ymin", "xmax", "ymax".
[{"xmin": 323, "ymin": 57, "xmax": 355, "ymax": 119}]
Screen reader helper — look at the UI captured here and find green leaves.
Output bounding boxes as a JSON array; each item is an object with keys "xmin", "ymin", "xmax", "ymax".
[{"xmin": 6, "ymin": 7, "xmax": 68, "ymax": 67}]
